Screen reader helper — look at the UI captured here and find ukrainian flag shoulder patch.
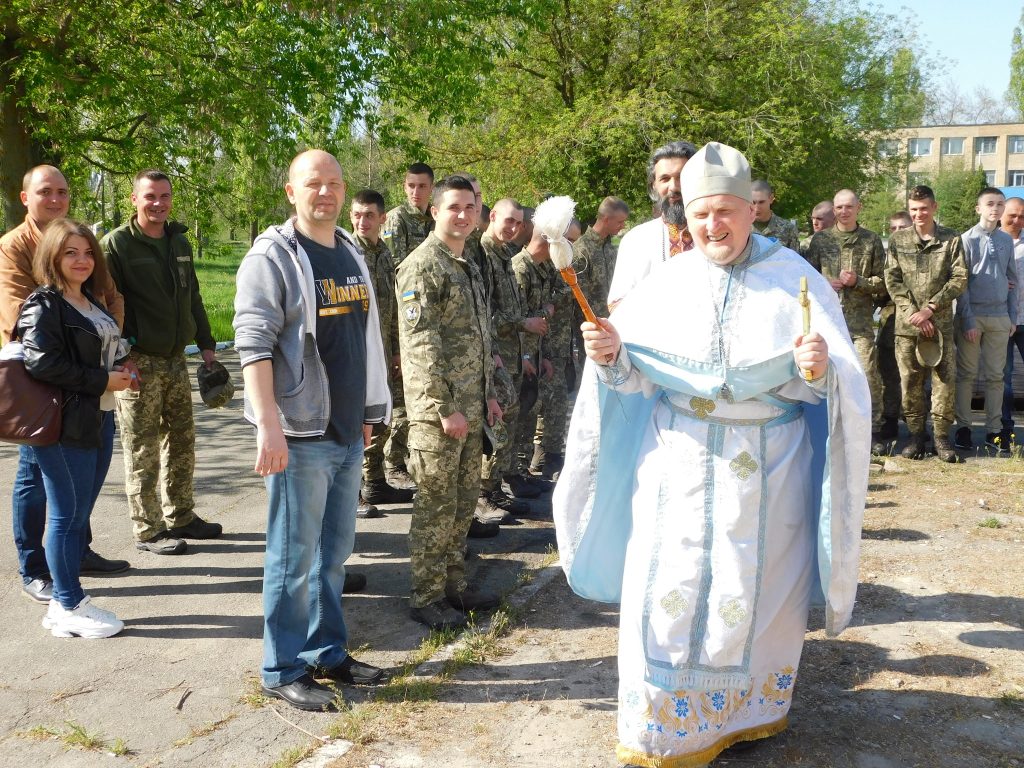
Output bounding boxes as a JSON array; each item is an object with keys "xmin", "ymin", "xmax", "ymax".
[{"xmin": 401, "ymin": 290, "xmax": 418, "ymax": 302}]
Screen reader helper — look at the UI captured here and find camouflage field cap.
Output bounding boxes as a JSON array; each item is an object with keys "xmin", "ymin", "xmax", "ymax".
[
  {"xmin": 197, "ymin": 359, "xmax": 235, "ymax": 408},
  {"xmin": 915, "ymin": 333, "xmax": 943, "ymax": 368},
  {"xmin": 482, "ymin": 417, "xmax": 510, "ymax": 457}
]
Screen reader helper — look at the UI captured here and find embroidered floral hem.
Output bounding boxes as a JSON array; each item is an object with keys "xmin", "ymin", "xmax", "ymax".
[{"xmin": 615, "ymin": 716, "xmax": 788, "ymax": 768}]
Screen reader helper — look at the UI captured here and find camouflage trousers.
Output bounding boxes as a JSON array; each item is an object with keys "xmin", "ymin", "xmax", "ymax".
[
  {"xmin": 851, "ymin": 333, "xmax": 882, "ymax": 431},
  {"xmin": 876, "ymin": 310, "xmax": 901, "ymax": 420},
  {"xmin": 384, "ymin": 396, "xmax": 409, "ymax": 471},
  {"xmin": 534, "ymin": 356, "xmax": 570, "ymax": 454},
  {"xmin": 514, "ymin": 374, "xmax": 541, "ymax": 473},
  {"xmin": 114, "ymin": 351, "xmax": 197, "ymax": 541},
  {"xmin": 895, "ymin": 334, "xmax": 956, "ymax": 438},
  {"xmin": 407, "ymin": 420, "xmax": 482, "ymax": 608},
  {"xmin": 955, "ymin": 315, "xmax": 1013, "ymax": 431},
  {"xmin": 365, "ymin": 381, "xmax": 404, "ymax": 482},
  {"xmin": 481, "ymin": 366, "xmax": 520, "ymax": 489}
]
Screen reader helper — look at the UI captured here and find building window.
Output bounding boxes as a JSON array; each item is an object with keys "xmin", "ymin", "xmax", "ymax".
[
  {"xmin": 1010, "ymin": 171, "xmax": 1024, "ymax": 185},
  {"xmin": 1011, "ymin": 136, "xmax": 1024, "ymax": 154},
  {"xmin": 940, "ymin": 137, "xmax": 965, "ymax": 155},
  {"xmin": 984, "ymin": 170, "xmax": 997, "ymax": 185},
  {"xmin": 908, "ymin": 138, "xmax": 932, "ymax": 157},
  {"xmin": 878, "ymin": 139, "xmax": 899, "ymax": 157},
  {"xmin": 975, "ymin": 136, "xmax": 997, "ymax": 154}
]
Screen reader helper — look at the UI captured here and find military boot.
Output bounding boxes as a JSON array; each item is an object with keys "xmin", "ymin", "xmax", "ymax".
[
  {"xmin": 504, "ymin": 473, "xmax": 541, "ymax": 499},
  {"xmin": 878, "ymin": 416, "xmax": 899, "ymax": 441},
  {"xmin": 475, "ymin": 492, "xmax": 521, "ymax": 525},
  {"xmin": 901, "ymin": 432, "xmax": 927, "ymax": 460},
  {"xmin": 362, "ymin": 477, "xmax": 414, "ymax": 505},
  {"xmin": 933, "ymin": 436, "xmax": 960, "ymax": 463}
]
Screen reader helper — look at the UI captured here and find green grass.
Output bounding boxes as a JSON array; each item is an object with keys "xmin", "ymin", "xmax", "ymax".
[
  {"xmin": 194, "ymin": 242, "xmax": 246, "ymax": 343},
  {"xmin": 978, "ymin": 516, "xmax": 1005, "ymax": 529}
]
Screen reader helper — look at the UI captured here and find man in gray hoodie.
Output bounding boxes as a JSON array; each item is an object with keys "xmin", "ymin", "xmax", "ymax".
[
  {"xmin": 954, "ymin": 187, "xmax": 1018, "ymax": 452},
  {"xmin": 233, "ymin": 150, "xmax": 392, "ymax": 712}
]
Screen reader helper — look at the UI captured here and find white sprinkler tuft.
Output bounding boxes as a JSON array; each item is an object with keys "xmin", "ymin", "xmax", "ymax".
[{"xmin": 534, "ymin": 195, "xmax": 577, "ymax": 270}]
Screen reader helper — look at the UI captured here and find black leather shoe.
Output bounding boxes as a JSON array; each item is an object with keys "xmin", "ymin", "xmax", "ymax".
[
  {"xmin": 135, "ymin": 531, "xmax": 188, "ymax": 555},
  {"xmin": 487, "ymin": 489, "xmax": 529, "ymax": 515},
  {"xmin": 467, "ymin": 518, "xmax": 500, "ymax": 538},
  {"xmin": 362, "ymin": 478, "xmax": 414, "ymax": 504},
  {"xmin": 262, "ymin": 674, "xmax": 339, "ymax": 711},
  {"xmin": 80, "ymin": 549, "xmax": 131, "ymax": 575},
  {"xmin": 343, "ymin": 572, "xmax": 367, "ymax": 594},
  {"xmin": 22, "ymin": 578, "xmax": 53, "ymax": 604},
  {"xmin": 309, "ymin": 655, "xmax": 386, "ymax": 686},
  {"xmin": 504, "ymin": 474, "xmax": 541, "ymax": 499},
  {"xmin": 445, "ymin": 586, "xmax": 500, "ymax": 612},
  {"xmin": 410, "ymin": 600, "xmax": 467, "ymax": 631},
  {"xmin": 173, "ymin": 515, "xmax": 223, "ymax": 539}
]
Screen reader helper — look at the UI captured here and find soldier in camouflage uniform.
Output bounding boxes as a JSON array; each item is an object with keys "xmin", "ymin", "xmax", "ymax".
[
  {"xmin": 798, "ymin": 200, "xmax": 835, "ymax": 258},
  {"xmin": 884, "ymin": 185, "xmax": 968, "ymax": 462},
  {"xmin": 103, "ymin": 170, "xmax": 222, "ymax": 554},
  {"xmin": 381, "ymin": 163, "xmax": 435, "ymax": 488},
  {"xmin": 531, "ymin": 219, "xmax": 582, "ymax": 479},
  {"xmin": 478, "ymin": 199, "xmax": 548, "ymax": 513},
  {"xmin": 350, "ymin": 190, "xmax": 414, "ymax": 511},
  {"xmin": 805, "ymin": 190, "xmax": 887, "ymax": 452},
  {"xmin": 396, "ymin": 176, "xmax": 502, "ymax": 631},
  {"xmin": 511, "ymin": 231, "xmax": 556, "ymax": 481},
  {"xmin": 751, "ymin": 179, "xmax": 800, "ymax": 251},
  {"xmin": 573, "ymin": 197, "xmax": 629, "ymax": 315},
  {"xmin": 876, "ymin": 211, "xmax": 914, "ymax": 443}
]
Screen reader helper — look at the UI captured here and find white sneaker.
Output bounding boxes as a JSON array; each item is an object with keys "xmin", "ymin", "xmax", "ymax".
[{"xmin": 42, "ymin": 596, "xmax": 123, "ymax": 638}]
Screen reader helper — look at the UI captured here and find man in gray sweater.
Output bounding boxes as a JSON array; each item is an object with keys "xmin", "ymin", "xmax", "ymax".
[{"xmin": 954, "ymin": 187, "xmax": 1018, "ymax": 452}]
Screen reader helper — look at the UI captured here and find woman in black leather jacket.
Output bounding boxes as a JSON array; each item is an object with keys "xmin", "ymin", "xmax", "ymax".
[{"xmin": 16, "ymin": 219, "xmax": 133, "ymax": 639}]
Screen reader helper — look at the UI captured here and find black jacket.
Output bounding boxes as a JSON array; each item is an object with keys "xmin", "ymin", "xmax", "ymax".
[{"xmin": 15, "ymin": 286, "xmax": 116, "ymax": 449}]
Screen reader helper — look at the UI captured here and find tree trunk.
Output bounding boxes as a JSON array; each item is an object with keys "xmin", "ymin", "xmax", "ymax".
[
  {"xmin": 0, "ymin": 38, "xmax": 46, "ymax": 229},
  {"xmin": 250, "ymin": 220, "xmax": 259, "ymax": 245}
]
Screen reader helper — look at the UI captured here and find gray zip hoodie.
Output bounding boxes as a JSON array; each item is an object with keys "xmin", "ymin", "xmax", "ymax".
[
  {"xmin": 957, "ymin": 222, "xmax": 1018, "ymax": 330},
  {"xmin": 233, "ymin": 218, "xmax": 391, "ymax": 437}
]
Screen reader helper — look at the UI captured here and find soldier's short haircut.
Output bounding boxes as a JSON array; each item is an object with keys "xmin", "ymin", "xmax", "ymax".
[
  {"xmin": 811, "ymin": 201, "xmax": 833, "ymax": 216},
  {"xmin": 407, "ymin": 162, "xmax": 435, "ymax": 181},
  {"xmin": 908, "ymin": 185, "xmax": 935, "ymax": 202},
  {"xmin": 889, "ymin": 210, "xmax": 913, "ymax": 227},
  {"xmin": 353, "ymin": 189, "xmax": 386, "ymax": 213},
  {"xmin": 480, "ymin": 203, "xmax": 491, "ymax": 221},
  {"xmin": 646, "ymin": 140, "xmax": 698, "ymax": 201},
  {"xmin": 521, "ymin": 206, "xmax": 535, "ymax": 223},
  {"xmin": 432, "ymin": 174, "xmax": 475, "ymax": 203},
  {"xmin": 22, "ymin": 164, "xmax": 65, "ymax": 192},
  {"xmin": 456, "ymin": 171, "xmax": 478, "ymax": 184},
  {"xmin": 978, "ymin": 186, "xmax": 1005, "ymax": 202},
  {"xmin": 133, "ymin": 169, "xmax": 172, "ymax": 191},
  {"xmin": 1007, "ymin": 196, "xmax": 1024, "ymax": 205},
  {"xmin": 751, "ymin": 180, "xmax": 774, "ymax": 196},
  {"xmin": 598, "ymin": 196, "xmax": 630, "ymax": 218},
  {"xmin": 491, "ymin": 197, "xmax": 523, "ymax": 215}
]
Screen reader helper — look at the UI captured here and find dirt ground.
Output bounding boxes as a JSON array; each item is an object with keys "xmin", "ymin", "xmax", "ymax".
[{"xmin": 322, "ymin": 451, "xmax": 1024, "ymax": 768}]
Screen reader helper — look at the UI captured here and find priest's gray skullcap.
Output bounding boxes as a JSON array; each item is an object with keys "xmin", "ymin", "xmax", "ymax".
[{"xmin": 680, "ymin": 142, "xmax": 753, "ymax": 208}]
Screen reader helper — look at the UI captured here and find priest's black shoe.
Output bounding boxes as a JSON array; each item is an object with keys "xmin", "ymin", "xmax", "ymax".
[
  {"xmin": 309, "ymin": 655, "xmax": 386, "ymax": 686},
  {"xmin": 262, "ymin": 674, "xmax": 339, "ymax": 711}
]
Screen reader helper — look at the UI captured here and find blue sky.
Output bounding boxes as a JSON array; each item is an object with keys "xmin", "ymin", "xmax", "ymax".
[{"xmin": 872, "ymin": 0, "xmax": 1020, "ymax": 95}]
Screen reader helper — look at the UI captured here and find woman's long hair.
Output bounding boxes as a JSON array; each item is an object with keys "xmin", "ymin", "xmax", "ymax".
[{"xmin": 32, "ymin": 218, "xmax": 110, "ymax": 298}]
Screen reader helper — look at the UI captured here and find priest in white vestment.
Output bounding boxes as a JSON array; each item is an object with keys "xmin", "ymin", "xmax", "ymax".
[{"xmin": 554, "ymin": 142, "xmax": 870, "ymax": 768}]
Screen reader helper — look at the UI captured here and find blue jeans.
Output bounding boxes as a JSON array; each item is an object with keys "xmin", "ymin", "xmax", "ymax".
[
  {"xmin": 261, "ymin": 437, "xmax": 362, "ymax": 688},
  {"xmin": 1002, "ymin": 327, "xmax": 1024, "ymax": 430},
  {"xmin": 30, "ymin": 412, "xmax": 115, "ymax": 608},
  {"xmin": 13, "ymin": 425, "xmax": 104, "ymax": 585}
]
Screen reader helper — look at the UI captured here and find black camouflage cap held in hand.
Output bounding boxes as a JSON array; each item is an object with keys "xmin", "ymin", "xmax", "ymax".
[{"xmin": 197, "ymin": 359, "xmax": 235, "ymax": 408}]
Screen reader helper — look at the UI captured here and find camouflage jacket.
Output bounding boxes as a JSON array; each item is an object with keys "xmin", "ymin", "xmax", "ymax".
[
  {"xmin": 382, "ymin": 202, "xmax": 433, "ymax": 266},
  {"xmin": 541, "ymin": 260, "xmax": 573, "ymax": 359},
  {"xmin": 481, "ymin": 231, "xmax": 526, "ymax": 374},
  {"xmin": 396, "ymin": 233, "xmax": 495, "ymax": 425},
  {"xmin": 885, "ymin": 224, "xmax": 968, "ymax": 338},
  {"xmin": 511, "ymin": 249, "xmax": 552, "ymax": 361},
  {"xmin": 354, "ymin": 234, "xmax": 399, "ymax": 364},
  {"xmin": 572, "ymin": 227, "xmax": 616, "ymax": 316},
  {"xmin": 753, "ymin": 213, "xmax": 800, "ymax": 252},
  {"xmin": 805, "ymin": 225, "xmax": 887, "ymax": 336}
]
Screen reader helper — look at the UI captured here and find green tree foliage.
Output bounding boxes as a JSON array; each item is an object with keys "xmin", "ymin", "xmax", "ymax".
[
  {"xmin": 928, "ymin": 163, "xmax": 988, "ymax": 233},
  {"xmin": 0, "ymin": 0, "xmax": 540, "ymax": 230},
  {"xmin": 413, "ymin": 0, "xmax": 927, "ymax": 223},
  {"xmin": 1009, "ymin": 10, "xmax": 1024, "ymax": 120}
]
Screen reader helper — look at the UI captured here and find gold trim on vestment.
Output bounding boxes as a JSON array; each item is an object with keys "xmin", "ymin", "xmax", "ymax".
[{"xmin": 615, "ymin": 716, "xmax": 788, "ymax": 767}]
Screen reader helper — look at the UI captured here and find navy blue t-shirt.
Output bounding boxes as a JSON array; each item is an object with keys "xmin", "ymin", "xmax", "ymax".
[{"xmin": 296, "ymin": 232, "xmax": 368, "ymax": 444}]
